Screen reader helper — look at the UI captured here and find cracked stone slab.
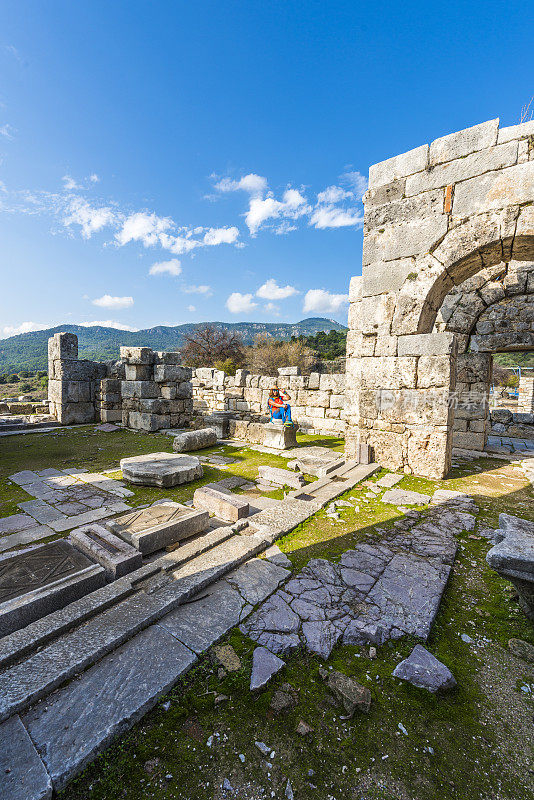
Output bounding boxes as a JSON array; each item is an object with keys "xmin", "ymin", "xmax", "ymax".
[
  {"xmin": 8, "ymin": 471, "xmax": 41, "ymax": 486},
  {"xmin": 22, "ymin": 624, "xmax": 196, "ymax": 791},
  {"xmin": 120, "ymin": 452, "xmax": 203, "ymax": 488},
  {"xmin": 0, "ymin": 525, "xmax": 55, "ymax": 554},
  {"xmin": 381, "ymin": 488, "xmax": 431, "ymax": 506},
  {"xmin": 0, "ymin": 714, "xmax": 52, "ymax": 800},
  {"xmin": 159, "ymin": 580, "xmax": 251, "ymax": 653},
  {"xmin": 225, "ymin": 558, "xmax": 290, "ymax": 605},
  {"xmin": 0, "ymin": 513, "xmax": 41, "ymax": 535},
  {"xmin": 375, "ymin": 473, "xmax": 404, "ymax": 488}
]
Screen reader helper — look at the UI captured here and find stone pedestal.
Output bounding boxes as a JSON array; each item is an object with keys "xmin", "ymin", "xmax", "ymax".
[
  {"xmin": 108, "ymin": 502, "xmax": 209, "ymax": 554},
  {"xmin": 69, "ymin": 524, "xmax": 142, "ymax": 579},
  {"xmin": 262, "ymin": 422, "xmax": 298, "ymax": 450},
  {"xmin": 486, "ymin": 513, "xmax": 534, "ymax": 620},
  {"xmin": 120, "ymin": 452, "xmax": 203, "ymax": 487},
  {"xmin": 193, "ymin": 486, "xmax": 249, "ymax": 522}
]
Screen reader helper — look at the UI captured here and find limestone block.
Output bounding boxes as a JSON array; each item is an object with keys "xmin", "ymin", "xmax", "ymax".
[
  {"xmin": 329, "ymin": 394, "xmax": 345, "ymax": 409},
  {"xmin": 297, "ymin": 389, "xmax": 329, "ymax": 407},
  {"xmin": 119, "ymin": 346, "xmax": 155, "ymax": 364},
  {"xmin": 456, "ymin": 353, "xmax": 491, "ymax": 383},
  {"xmin": 120, "ymin": 453, "xmax": 203, "ymax": 488},
  {"xmin": 365, "ymin": 188, "xmax": 444, "ymax": 230},
  {"xmin": 467, "ymin": 419, "xmax": 487, "ymax": 434},
  {"xmin": 109, "ymin": 502, "xmax": 208, "ymax": 553},
  {"xmin": 355, "ymin": 294, "xmax": 396, "ymax": 335},
  {"xmin": 155, "ymin": 351, "xmax": 183, "ymax": 364},
  {"xmin": 305, "ymin": 406, "xmax": 326, "ymax": 418},
  {"xmin": 407, "ymin": 427, "xmax": 451, "ymax": 480},
  {"xmin": 258, "ymin": 465, "xmax": 306, "ymax": 489},
  {"xmin": 410, "ymin": 141, "xmax": 516, "ymax": 196},
  {"xmin": 398, "ymin": 332, "xmax": 457, "ymax": 357},
  {"xmin": 349, "ymin": 275, "xmax": 362, "ymax": 301},
  {"xmin": 0, "ymin": 714, "xmax": 53, "ymax": 800},
  {"xmin": 368, "ymin": 430, "xmax": 407, "ymax": 471},
  {"xmin": 513, "ymin": 205, "xmax": 534, "ymax": 261},
  {"xmin": 99, "ymin": 378, "xmax": 121, "ymax": 393},
  {"xmin": 379, "ymin": 388, "xmax": 452, "ymax": 425},
  {"xmin": 278, "ymin": 366, "xmax": 300, "ymax": 376},
  {"xmin": 121, "ymin": 380, "xmax": 159, "ymax": 399},
  {"xmin": 48, "ymin": 332, "xmax": 78, "ymax": 362},
  {"xmin": 429, "ymin": 118, "xmax": 498, "ymax": 165},
  {"xmin": 56, "ymin": 402, "xmax": 95, "ymax": 425},
  {"xmin": 69, "ymin": 524, "xmax": 142, "ymax": 579},
  {"xmin": 153, "ymin": 365, "xmax": 191, "ymax": 383},
  {"xmin": 360, "ymin": 356, "xmax": 417, "ymax": 389},
  {"xmin": 497, "ymin": 120, "xmax": 534, "ymax": 144},
  {"xmin": 261, "ymin": 423, "xmax": 298, "ymax": 450},
  {"xmin": 228, "ymin": 419, "xmax": 250, "ymax": 439},
  {"xmin": 374, "ymin": 335, "xmax": 398, "ymax": 356},
  {"xmin": 486, "ymin": 513, "xmax": 534, "ymax": 619},
  {"xmin": 326, "ymin": 408, "xmax": 341, "ymax": 418},
  {"xmin": 172, "ymin": 428, "xmax": 218, "ymax": 452},
  {"xmin": 453, "ymin": 162, "xmax": 534, "ymax": 217},
  {"xmin": 308, "ymin": 372, "xmax": 321, "ymax": 389},
  {"xmin": 364, "ymin": 177, "xmax": 406, "ymax": 207},
  {"xmin": 125, "ymin": 364, "xmax": 153, "ymax": 381},
  {"xmin": 259, "ymin": 376, "xmax": 277, "ymax": 389},
  {"xmin": 52, "ymin": 360, "xmax": 101, "ymax": 381},
  {"xmin": 417, "ymin": 356, "xmax": 455, "ymax": 389},
  {"xmin": 361, "ymin": 257, "xmax": 417, "ymax": 297},
  {"xmin": 193, "ymin": 486, "xmax": 249, "ymax": 522},
  {"xmin": 127, "ymin": 412, "xmax": 170, "ymax": 431},
  {"xmin": 452, "ymin": 430, "xmax": 485, "ymax": 450},
  {"xmin": 363, "ymin": 215, "xmax": 449, "ymax": 265},
  {"xmin": 99, "ymin": 409, "xmax": 123, "ymax": 423},
  {"xmin": 234, "ymin": 369, "xmax": 250, "ymax": 386},
  {"xmin": 368, "ymin": 143, "xmax": 429, "ymax": 188},
  {"xmin": 319, "ymin": 373, "xmax": 345, "ymax": 392}
]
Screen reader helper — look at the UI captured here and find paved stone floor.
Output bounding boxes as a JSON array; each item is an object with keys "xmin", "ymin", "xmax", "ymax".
[
  {"xmin": 241, "ymin": 491, "xmax": 478, "ymax": 658},
  {"xmin": 486, "ymin": 435, "xmax": 534, "ymax": 454}
]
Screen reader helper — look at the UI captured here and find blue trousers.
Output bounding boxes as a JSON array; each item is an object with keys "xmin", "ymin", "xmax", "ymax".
[{"xmin": 271, "ymin": 405, "xmax": 292, "ymax": 423}]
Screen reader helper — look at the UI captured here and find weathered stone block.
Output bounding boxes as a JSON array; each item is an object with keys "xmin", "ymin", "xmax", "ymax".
[
  {"xmin": 193, "ymin": 486, "xmax": 249, "ymax": 522},
  {"xmin": 453, "ymin": 161, "xmax": 534, "ymax": 217},
  {"xmin": 361, "ymin": 257, "xmax": 417, "ymax": 297},
  {"xmin": 127, "ymin": 412, "xmax": 169, "ymax": 431},
  {"xmin": 397, "ymin": 332, "xmax": 457, "ymax": 357},
  {"xmin": 125, "ymin": 364, "xmax": 153, "ymax": 381},
  {"xmin": 416, "ymin": 356, "xmax": 455, "ymax": 389},
  {"xmin": 121, "ymin": 381, "xmax": 159, "ymax": 399},
  {"xmin": 155, "ymin": 350, "xmax": 183, "ymax": 364},
  {"xmin": 119, "ymin": 346, "xmax": 155, "ymax": 364},
  {"xmin": 429, "ymin": 118, "xmax": 498, "ymax": 165},
  {"xmin": 48, "ymin": 331, "xmax": 78, "ymax": 362},
  {"xmin": 120, "ymin": 452, "xmax": 203, "ymax": 487},
  {"xmin": 69, "ymin": 524, "xmax": 142, "ymax": 579},
  {"xmin": 363, "ymin": 215, "xmax": 449, "ymax": 265},
  {"xmin": 258, "ymin": 465, "xmax": 305, "ymax": 489},
  {"xmin": 153, "ymin": 365, "xmax": 192, "ymax": 383},
  {"xmin": 55, "ymin": 402, "xmax": 95, "ymax": 425},
  {"xmin": 497, "ymin": 120, "xmax": 534, "ymax": 144},
  {"xmin": 368, "ymin": 143, "xmax": 429, "ymax": 188},
  {"xmin": 108, "ymin": 502, "xmax": 209, "ymax": 553},
  {"xmin": 0, "ymin": 714, "xmax": 52, "ymax": 800},
  {"xmin": 172, "ymin": 428, "xmax": 218, "ymax": 452}
]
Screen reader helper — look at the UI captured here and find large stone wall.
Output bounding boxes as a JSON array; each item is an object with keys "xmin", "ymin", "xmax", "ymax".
[
  {"xmin": 346, "ymin": 117, "xmax": 534, "ymax": 478},
  {"xmin": 192, "ymin": 367, "xmax": 346, "ymax": 436}
]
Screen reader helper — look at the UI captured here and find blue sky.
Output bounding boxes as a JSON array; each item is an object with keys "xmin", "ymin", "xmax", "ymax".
[{"xmin": 0, "ymin": 1, "xmax": 531, "ymax": 336}]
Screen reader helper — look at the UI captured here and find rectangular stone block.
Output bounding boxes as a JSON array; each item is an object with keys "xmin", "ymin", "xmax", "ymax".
[
  {"xmin": 0, "ymin": 714, "xmax": 52, "ymax": 800},
  {"xmin": 155, "ymin": 351, "xmax": 185, "ymax": 365},
  {"xmin": 69, "ymin": 524, "xmax": 142, "ymax": 579},
  {"xmin": 361, "ymin": 257, "xmax": 417, "ymax": 297},
  {"xmin": 417, "ymin": 356, "xmax": 455, "ymax": 388},
  {"xmin": 193, "ymin": 486, "xmax": 249, "ymax": 522},
  {"xmin": 48, "ymin": 332, "xmax": 78, "ymax": 362},
  {"xmin": 127, "ymin": 412, "xmax": 169, "ymax": 431},
  {"xmin": 0, "ymin": 540, "xmax": 106, "ymax": 638},
  {"xmin": 119, "ymin": 346, "xmax": 155, "ymax": 364},
  {"xmin": 153, "ymin": 365, "xmax": 192, "ymax": 383},
  {"xmin": 121, "ymin": 380, "xmax": 158, "ymax": 399},
  {"xmin": 55, "ymin": 402, "xmax": 95, "ymax": 425},
  {"xmin": 429, "ymin": 118, "xmax": 498, "ymax": 165},
  {"xmin": 360, "ymin": 356, "xmax": 418, "ymax": 389},
  {"xmin": 125, "ymin": 364, "xmax": 153, "ymax": 381},
  {"xmin": 497, "ymin": 119, "xmax": 534, "ymax": 144},
  {"xmin": 368, "ymin": 143, "xmax": 429, "ymax": 188},
  {"xmin": 362, "ymin": 215, "xmax": 449, "ymax": 265},
  {"xmin": 406, "ymin": 141, "xmax": 517, "ymax": 196},
  {"xmin": 261, "ymin": 423, "xmax": 298, "ymax": 450},
  {"xmin": 398, "ymin": 332, "xmax": 457, "ymax": 357},
  {"xmin": 98, "ymin": 409, "xmax": 123, "ymax": 423},
  {"xmin": 453, "ymin": 161, "xmax": 534, "ymax": 217},
  {"xmin": 258, "ymin": 465, "xmax": 306, "ymax": 489},
  {"xmin": 108, "ymin": 502, "xmax": 209, "ymax": 554},
  {"xmin": 22, "ymin": 625, "xmax": 196, "ymax": 791},
  {"xmin": 452, "ymin": 430, "xmax": 485, "ymax": 451}
]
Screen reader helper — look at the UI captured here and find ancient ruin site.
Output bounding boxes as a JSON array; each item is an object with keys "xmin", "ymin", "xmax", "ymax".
[
  {"xmin": 0, "ymin": 113, "xmax": 533, "ymax": 800},
  {"xmin": 3, "ymin": 4, "xmax": 534, "ymax": 797}
]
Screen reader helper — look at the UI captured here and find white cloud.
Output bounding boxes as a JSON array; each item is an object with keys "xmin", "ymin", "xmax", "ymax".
[
  {"xmin": 182, "ymin": 284, "xmax": 213, "ymax": 295},
  {"xmin": 149, "ymin": 258, "xmax": 182, "ymax": 277},
  {"xmin": 316, "ymin": 185, "xmax": 351, "ymax": 205},
  {"xmin": 215, "ymin": 173, "xmax": 268, "ymax": 197},
  {"xmin": 2, "ymin": 321, "xmax": 48, "ymax": 337},
  {"xmin": 341, "ymin": 170, "xmax": 367, "ymax": 199},
  {"xmin": 79, "ymin": 320, "xmax": 138, "ymax": 331},
  {"xmin": 309, "ymin": 205, "xmax": 363, "ymax": 229},
  {"xmin": 63, "ymin": 197, "xmax": 116, "ymax": 239},
  {"xmin": 246, "ymin": 189, "xmax": 310, "ymax": 236},
  {"xmin": 187, "ymin": 305, "xmax": 196, "ymax": 312},
  {"xmin": 62, "ymin": 175, "xmax": 80, "ymax": 191},
  {"xmin": 264, "ymin": 302, "xmax": 281, "ymax": 316},
  {"xmin": 256, "ymin": 278, "xmax": 298, "ymax": 300},
  {"xmin": 0, "ymin": 124, "xmax": 15, "ymax": 140},
  {"xmin": 203, "ymin": 226, "xmax": 239, "ymax": 246},
  {"xmin": 89, "ymin": 174, "xmax": 100, "ymax": 183},
  {"xmin": 303, "ymin": 289, "xmax": 349, "ymax": 314},
  {"xmin": 226, "ymin": 292, "xmax": 258, "ymax": 314},
  {"xmin": 115, "ymin": 211, "xmax": 173, "ymax": 248},
  {"xmin": 92, "ymin": 294, "xmax": 134, "ymax": 309}
]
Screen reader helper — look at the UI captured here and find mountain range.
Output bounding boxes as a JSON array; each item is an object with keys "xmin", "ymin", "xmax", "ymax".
[{"xmin": 0, "ymin": 318, "xmax": 347, "ymax": 373}]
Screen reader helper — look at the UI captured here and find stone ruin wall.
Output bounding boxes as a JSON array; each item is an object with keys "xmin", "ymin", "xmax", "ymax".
[
  {"xmin": 345, "ymin": 116, "xmax": 534, "ymax": 478},
  {"xmin": 48, "ymin": 333, "xmax": 345, "ymax": 436},
  {"xmin": 519, "ymin": 374, "xmax": 534, "ymax": 413}
]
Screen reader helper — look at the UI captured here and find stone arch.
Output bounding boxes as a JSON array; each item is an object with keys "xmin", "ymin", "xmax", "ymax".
[{"xmin": 345, "ymin": 117, "xmax": 534, "ymax": 478}]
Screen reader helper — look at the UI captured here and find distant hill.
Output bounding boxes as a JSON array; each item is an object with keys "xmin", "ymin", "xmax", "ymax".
[{"xmin": 0, "ymin": 318, "xmax": 347, "ymax": 373}]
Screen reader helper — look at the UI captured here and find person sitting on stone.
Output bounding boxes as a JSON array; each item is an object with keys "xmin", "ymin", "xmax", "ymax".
[{"xmin": 268, "ymin": 387, "xmax": 293, "ymax": 426}]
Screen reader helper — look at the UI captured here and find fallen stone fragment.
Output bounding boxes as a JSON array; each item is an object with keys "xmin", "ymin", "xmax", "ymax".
[
  {"xmin": 172, "ymin": 428, "xmax": 218, "ymax": 452},
  {"xmin": 193, "ymin": 485, "xmax": 249, "ymax": 522},
  {"xmin": 250, "ymin": 646, "xmax": 285, "ymax": 690},
  {"xmin": 269, "ymin": 683, "xmax": 299, "ymax": 715},
  {"xmin": 381, "ymin": 488, "xmax": 431, "ymax": 506},
  {"xmin": 392, "ymin": 645, "xmax": 456, "ymax": 692},
  {"xmin": 120, "ymin": 452, "xmax": 203, "ymax": 487},
  {"xmin": 375, "ymin": 473, "xmax": 403, "ymax": 488},
  {"xmin": 508, "ymin": 638, "xmax": 534, "ymax": 664},
  {"xmin": 301, "ymin": 619, "xmax": 342, "ymax": 659},
  {"xmin": 325, "ymin": 670, "xmax": 371, "ymax": 715},
  {"xmin": 258, "ymin": 465, "xmax": 306, "ymax": 489},
  {"xmin": 254, "ymin": 740, "xmax": 271, "ymax": 756},
  {"xmin": 295, "ymin": 719, "xmax": 314, "ymax": 735},
  {"xmin": 486, "ymin": 513, "xmax": 534, "ymax": 620},
  {"xmin": 213, "ymin": 644, "xmax": 241, "ymax": 672},
  {"xmin": 285, "ymin": 779, "xmax": 294, "ymax": 800}
]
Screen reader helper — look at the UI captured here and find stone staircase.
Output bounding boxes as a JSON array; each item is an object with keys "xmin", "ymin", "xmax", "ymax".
[{"xmin": 0, "ymin": 459, "xmax": 379, "ymax": 798}]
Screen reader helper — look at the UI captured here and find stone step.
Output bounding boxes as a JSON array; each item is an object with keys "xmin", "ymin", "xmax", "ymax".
[
  {"xmin": 0, "ymin": 714, "xmax": 52, "ymax": 800},
  {"xmin": 0, "ymin": 531, "xmax": 265, "ymax": 722},
  {"xmin": 22, "ymin": 624, "xmax": 196, "ymax": 792}
]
